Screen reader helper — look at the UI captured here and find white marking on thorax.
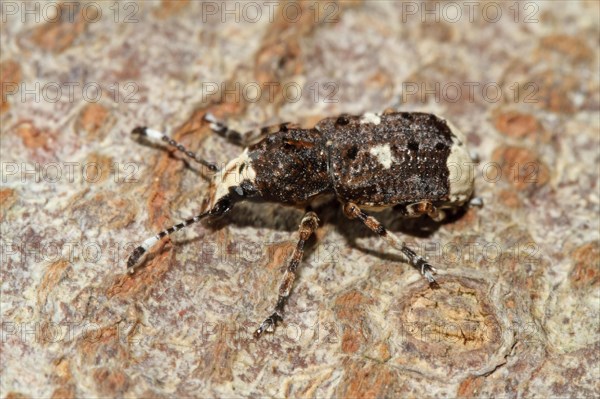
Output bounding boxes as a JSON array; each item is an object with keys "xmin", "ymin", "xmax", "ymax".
[
  {"xmin": 360, "ymin": 112, "xmax": 381, "ymax": 125},
  {"xmin": 369, "ymin": 144, "xmax": 395, "ymax": 169}
]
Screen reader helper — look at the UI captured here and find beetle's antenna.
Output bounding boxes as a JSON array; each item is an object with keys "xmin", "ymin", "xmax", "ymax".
[
  {"xmin": 203, "ymin": 113, "xmax": 289, "ymax": 147},
  {"xmin": 126, "ymin": 211, "xmax": 210, "ymax": 273},
  {"xmin": 132, "ymin": 127, "xmax": 219, "ymax": 172},
  {"xmin": 202, "ymin": 113, "xmax": 245, "ymax": 145},
  {"xmin": 127, "ymin": 193, "xmax": 236, "ymax": 273}
]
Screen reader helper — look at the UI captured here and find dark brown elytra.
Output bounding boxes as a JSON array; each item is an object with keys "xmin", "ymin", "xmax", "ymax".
[{"xmin": 245, "ymin": 112, "xmax": 458, "ymax": 209}]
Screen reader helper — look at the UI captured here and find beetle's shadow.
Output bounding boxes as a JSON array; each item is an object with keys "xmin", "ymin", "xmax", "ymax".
[
  {"xmin": 206, "ymin": 201, "xmax": 304, "ymax": 233},
  {"xmin": 205, "ymin": 198, "xmax": 467, "ymax": 265},
  {"xmin": 172, "ymin": 202, "xmax": 320, "ymax": 269}
]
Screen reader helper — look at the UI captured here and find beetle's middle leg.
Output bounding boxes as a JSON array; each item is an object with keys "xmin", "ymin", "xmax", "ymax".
[
  {"xmin": 254, "ymin": 211, "xmax": 320, "ymax": 338},
  {"xmin": 344, "ymin": 202, "xmax": 437, "ymax": 283},
  {"xmin": 402, "ymin": 201, "xmax": 446, "ymax": 222}
]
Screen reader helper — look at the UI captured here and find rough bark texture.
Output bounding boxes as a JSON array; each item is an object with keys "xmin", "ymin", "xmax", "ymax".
[{"xmin": 1, "ymin": 1, "xmax": 599, "ymax": 398}]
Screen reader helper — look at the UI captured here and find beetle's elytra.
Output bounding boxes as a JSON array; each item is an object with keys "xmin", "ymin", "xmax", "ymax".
[{"xmin": 128, "ymin": 110, "xmax": 478, "ymax": 337}]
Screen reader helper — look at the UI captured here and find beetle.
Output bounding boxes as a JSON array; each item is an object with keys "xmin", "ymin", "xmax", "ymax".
[{"xmin": 127, "ymin": 110, "xmax": 478, "ymax": 337}]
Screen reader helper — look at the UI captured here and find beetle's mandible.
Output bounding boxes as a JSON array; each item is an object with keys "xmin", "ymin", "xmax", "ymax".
[{"xmin": 127, "ymin": 110, "xmax": 479, "ymax": 337}]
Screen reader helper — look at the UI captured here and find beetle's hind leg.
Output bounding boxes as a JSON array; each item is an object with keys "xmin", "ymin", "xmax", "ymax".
[
  {"xmin": 344, "ymin": 202, "xmax": 437, "ymax": 283},
  {"xmin": 254, "ymin": 211, "xmax": 320, "ymax": 338}
]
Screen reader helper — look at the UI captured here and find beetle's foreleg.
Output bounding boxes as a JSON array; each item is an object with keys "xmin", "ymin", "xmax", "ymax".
[
  {"xmin": 343, "ymin": 202, "xmax": 437, "ymax": 283},
  {"xmin": 132, "ymin": 127, "xmax": 218, "ymax": 172},
  {"xmin": 254, "ymin": 211, "xmax": 320, "ymax": 338}
]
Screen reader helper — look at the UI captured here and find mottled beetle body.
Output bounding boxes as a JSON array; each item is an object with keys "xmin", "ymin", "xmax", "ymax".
[
  {"xmin": 129, "ymin": 110, "xmax": 477, "ymax": 337},
  {"xmin": 209, "ymin": 111, "xmax": 473, "ymax": 215}
]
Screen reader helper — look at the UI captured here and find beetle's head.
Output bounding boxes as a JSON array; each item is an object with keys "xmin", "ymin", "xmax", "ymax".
[{"xmin": 207, "ymin": 149, "xmax": 259, "ymax": 215}]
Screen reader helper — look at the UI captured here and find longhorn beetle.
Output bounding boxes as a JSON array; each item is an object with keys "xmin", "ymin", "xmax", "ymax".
[{"xmin": 127, "ymin": 110, "xmax": 479, "ymax": 338}]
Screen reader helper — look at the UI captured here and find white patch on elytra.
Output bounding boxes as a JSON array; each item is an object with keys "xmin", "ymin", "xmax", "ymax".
[
  {"xmin": 360, "ymin": 112, "xmax": 381, "ymax": 125},
  {"xmin": 369, "ymin": 144, "xmax": 395, "ymax": 169}
]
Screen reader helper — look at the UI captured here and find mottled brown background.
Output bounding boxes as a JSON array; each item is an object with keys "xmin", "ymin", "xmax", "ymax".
[{"xmin": 1, "ymin": 1, "xmax": 599, "ymax": 398}]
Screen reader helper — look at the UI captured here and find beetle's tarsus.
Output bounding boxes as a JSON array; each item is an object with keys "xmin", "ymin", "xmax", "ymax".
[
  {"xmin": 421, "ymin": 263, "xmax": 437, "ymax": 283},
  {"xmin": 254, "ymin": 313, "xmax": 283, "ymax": 338},
  {"xmin": 344, "ymin": 202, "xmax": 445, "ymax": 283}
]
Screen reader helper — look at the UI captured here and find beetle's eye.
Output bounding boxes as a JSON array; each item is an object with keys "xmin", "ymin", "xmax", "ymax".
[{"xmin": 336, "ymin": 115, "xmax": 350, "ymax": 125}]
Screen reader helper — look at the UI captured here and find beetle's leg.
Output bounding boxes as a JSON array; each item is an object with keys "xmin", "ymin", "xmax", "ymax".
[
  {"xmin": 406, "ymin": 201, "xmax": 446, "ymax": 222},
  {"xmin": 427, "ymin": 207, "xmax": 446, "ymax": 222},
  {"xmin": 254, "ymin": 211, "xmax": 320, "ymax": 338},
  {"xmin": 397, "ymin": 201, "xmax": 446, "ymax": 222},
  {"xmin": 203, "ymin": 113, "xmax": 297, "ymax": 147},
  {"xmin": 343, "ymin": 202, "xmax": 437, "ymax": 283},
  {"xmin": 131, "ymin": 127, "xmax": 218, "ymax": 172}
]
